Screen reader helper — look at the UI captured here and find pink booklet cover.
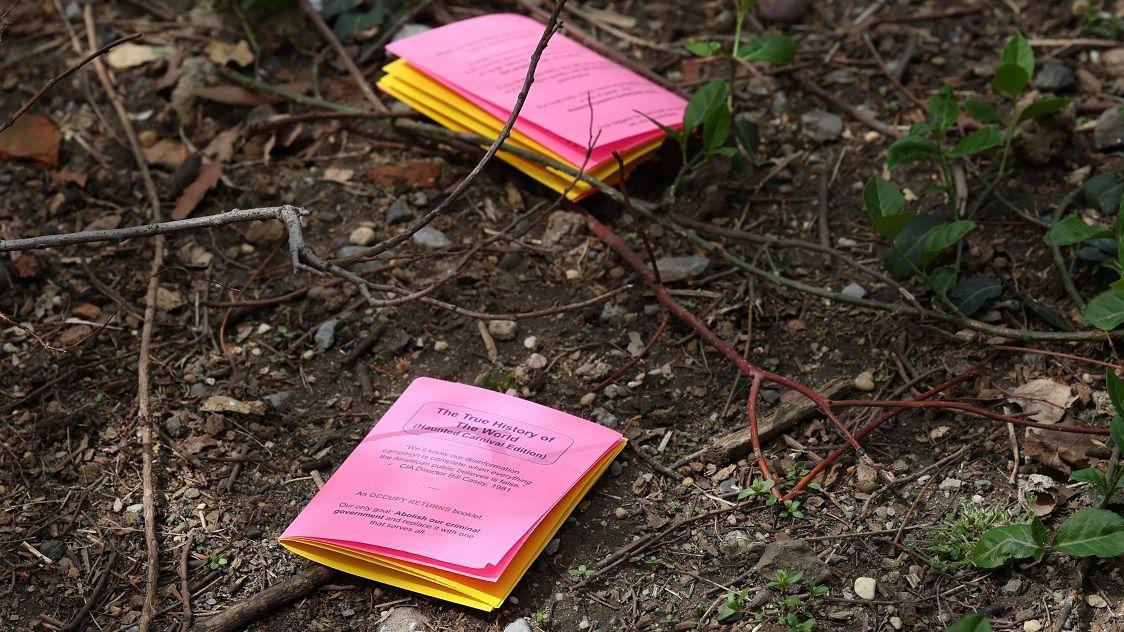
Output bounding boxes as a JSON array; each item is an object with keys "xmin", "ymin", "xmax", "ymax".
[
  {"xmin": 386, "ymin": 13, "xmax": 687, "ymax": 166},
  {"xmin": 280, "ymin": 377, "xmax": 624, "ymax": 580}
]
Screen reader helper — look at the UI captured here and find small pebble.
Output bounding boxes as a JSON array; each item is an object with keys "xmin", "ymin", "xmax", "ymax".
[
  {"xmin": 523, "ymin": 336, "xmax": 537, "ymax": 349},
  {"xmin": 612, "ymin": 507, "xmax": 629, "ymax": 519},
  {"xmin": 889, "ymin": 617, "xmax": 903, "ymax": 630},
  {"xmin": 433, "ymin": 340, "xmax": 448, "ymax": 352},
  {"xmin": 349, "ymin": 226, "xmax": 376, "ymax": 246},
  {"xmin": 854, "ymin": 577, "xmax": 877, "ymax": 600},
  {"xmin": 487, "ymin": 320, "xmax": 517, "ymax": 341},
  {"xmin": 580, "ymin": 392, "xmax": 596, "ymax": 406},
  {"xmin": 1086, "ymin": 593, "xmax": 1108, "ymax": 608},
  {"xmin": 681, "ymin": 476, "xmax": 695, "ymax": 487},
  {"xmin": 1023, "ymin": 620, "xmax": 1043, "ymax": 632},
  {"xmin": 853, "ymin": 371, "xmax": 876, "ymax": 392}
]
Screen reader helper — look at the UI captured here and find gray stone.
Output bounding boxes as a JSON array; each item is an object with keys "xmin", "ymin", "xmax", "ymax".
[
  {"xmin": 334, "ymin": 245, "xmax": 382, "ymax": 273},
  {"xmin": 391, "ymin": 24, "xmax": 431, "ymax": 45},
  {"xmin": 503, "ymin": 619, "xmax": 534, "ymax": 632},
  {"xmin": 377, "ymin": 607, "xmax": 429, "ymax": 632},
  {"xmin": 802, "ymin": 109, "xmax": 843, "ymax": 142},
  {"xmin": 314, "ymin": 318, "xmax": 339, "ymax": 352},
  {"xmin": 1003, "ymin": 578, "xmax": 1023, "ymax": 594},
  {"xmin": 262, "ymin": 391, "xmax": 292, "ymax": 410},
  {"xmin": 589, "ymin": 407, "xmax": 619, "ymax": 428},
  {"xmin": 387, "ymin": 199, "xmax": 413, "ymax": 224},
  {"xmin": 599, "ymin": 302, "xmax": 627, "ymax": 324},
  {"xmin": 1094, "ymin": 106, "xmax": 1124, "ymax": 150},
  {"xmin": 189, "ymin": 383, "xmax": 209, "ymax": 398},
  {"xmin": 841, "ymin": 282, "xmax": 867, "ymax": 299},
  {"xmin": 758, "ymin": 0, "xmax": 809, "ymax": 23},
  {"xmin": 542, "ymin": 210, "xmax": 583, "ymax": 245},
  {"xmin": 544, "ymin": 538, "xmax": 561, "ymax": 556},
  {"xmin": 487, "ymin": 320, "xmax": 517, "ymax": 341},
  {"xmin": 654, "ymin": 256, "xmax": 709, "ymax": 282},
  {"xmin": 719, "ymin": 530, "xmax": 759, "ymax": 557},
  {"xmin": 39, "ymin": 539, "xmax": 66, "ymax": 561},
  {"xmin": 411, "ymin": 226, "xmax": 451, "ymax": 249},
  {"xmin": 164, "ymin": 416, "xmax": 186, "ymax": 438},
  {"xmin": 1034, "ymin": 63, "xmax": 1075, "ymax": 91}
]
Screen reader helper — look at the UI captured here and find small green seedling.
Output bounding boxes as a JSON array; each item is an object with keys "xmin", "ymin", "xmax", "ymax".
[
  {"xmin": 943, "ymin": 613, "xmax": 992, "ymax": 632},
  {"xmin": 756, "ymin": 569, "xmax": 828, "ymax": 632},
  {"xmin": 567, "ymin": 564, "xmax": 594, "ymax": 578},
  {"xmin": 906, "ymin": 500, "xmax": 1033, "ymax": 571},
  {"xmin": 208, "ymin": 552, "xmax": 229, "ymax": 570},
  {"xmin": 716, "ymin": 587, "xmax": 750, "ymax": 622}
]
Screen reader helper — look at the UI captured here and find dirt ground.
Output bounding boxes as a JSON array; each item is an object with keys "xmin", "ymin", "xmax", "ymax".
[{"xmin": 2, "ymin": 1, "xmax": 1124, "ymax": 631}]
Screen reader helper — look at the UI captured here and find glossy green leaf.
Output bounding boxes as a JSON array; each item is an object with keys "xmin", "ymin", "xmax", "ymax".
[
  {"xmin": 684, "ymin": 40, "xmax": 723, "ymax": 57},
  {"xmin": 1046, "ymin": 216, "xmax": 1111, "ymax": 246},
  {"xmin": 1002, "ymin": 32, "xmax": 1035, "ymax": 79},
  {"xmin": 964, "ymin": 99, "xmax": 1002, "ymax": 125},
  {"xmin": 873, "ymin": 214, "xmax": 918, "ymax": 241},
  {"xmin": 702, "ymin": 101, "xmax": 732, "ymax": 153},
  {"xmin": 972, "ymin": 522, "xmax": 1046, "ymax": 568},
  {"xmin": 887, "ymin": 136, "xmax": 941, "ymax": 169},
  {"xmin": 949, "ymin": 126, "xmax": 1004, "ymax": 158},
  {"xmin": 863, "ymin": 175, "xmax": 905, "ymax": 218},
  {"xmin": 1022, "ymin": 297, "xmax": 1072, "ymax": 331},
  {"xmin": 684, "ymin": 80, "xmax": 728, "ymax": 135},
  {"xmin": 883, "ymin": 215, "xmax": 946, "ymax": 278},
  {"xmin": 928, "ymin": 85, "xmax": 958, "ymax": 136},
  {"xmin": 732, "ymin": 116, "xmax": 760, "ymax": 163},
  {"xmin": 930, "ymin": 265, "xmax": 958, "ymax": 297},
  {"xmin": 921, "ymin": 220, "xmax": 976, "ymax": 260},
  {"xmin": 1071, "ymin": 467, "xmax": 1108, "ymax": 489},
  {"xmin": 950, "ymin": 276, "xmax": 1002, "ymax": 316},
  {"xmin": 737, "ymin": 34, "xmax": 795, "ymax": 66},
  {"xmin": 1052, "ymin": 508, "xmax": 1124, "ymax": 557},
  {"xmin": 1084, "ymin": 288, "xmax": 1124, "ymax": 331},
  {"xmin": 1084, "ymin": 174, "xmax": 1124, "ymax": 214},
  {"xmin": 943, "ymin": 614, "xmax": 992, "ymax": 632},
  {"xmin": 993, "ymin": 63, "xmax": 1030, "ymax": 99},
  {"xmin": 1016, "ymin": 97, "xmax": 1072, "ymax": 125}
]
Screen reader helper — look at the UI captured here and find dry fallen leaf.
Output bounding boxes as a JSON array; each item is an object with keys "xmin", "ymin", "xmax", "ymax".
[
  {"xmin": 51, "ymin": 169, "xmax": 88, "ymax": 188},
  {"xmin": 203, "ymin": 127, "xmax": 240, "ymax": 163},
  {"xmin": 84, "ymin": 214, "xmax": 122, "ymax": 232},
  {"xmin": 142, "ymin": 138, "xmax": 190, "ymax": 169},
  {"xmin": 205, "ymin": 39, "xmax": 254, "ymax": 67},
  {"xmin": 13, "ymin": 252, "xmax": 38, "ymax": 278},
  {"xmin": 58, "ymin": 324, "xmax": 92, "ymax": 347},
  {"xmin": 195, "ymin": 82, "xmax": 309, "ymax": 108},
  {"xmin": 171, "ymin": 162, "xmax": 222, "ymax": 220},
  {"xmin": 201, "ymin": 395, "xmax": 268, "ymax": 415},
  {"xmin": 182, "ymin": 435, "xmax": 219, "ymax": 454},
  {"xmin": 155, "ymin": 287, "xmax": 184, "ymax": 311},
  {"xmin": 0, "ymin": 114, "xmax": 61, "ymax": 167},
  {"xmin": 1023, "ymin": 427, "xmax": 1110, "ymax": 474},
  {"xmin": 106, "ymin": 42, "xmax": 171, "ymax": 69},
  {"xmin": 323, "ymin": 167, "xmax": 354, "ymax": 183},
  {"xmin": 1007, "ymin": 378, "xmax": 1076, "ymax": 424},
  {"xmin": 176, "ymin": 243, "xmax": 214, "ymax": 269}
]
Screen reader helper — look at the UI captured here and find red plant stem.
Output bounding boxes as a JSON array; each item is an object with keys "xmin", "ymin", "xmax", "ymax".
[
  {"xmin": 830, "ymin": 399, "xmax": 1108, "ymax": 435},
  {"xmin": 579, "ymin": 211, "xmax": 873, "ymax": 468},
  {"xmin": 747, "ymin": 373, "xmax": 783, "ymax": 499},
  {"xmin": 785, "ymin": 352, "xmax": 1030, "ymax": 499}
]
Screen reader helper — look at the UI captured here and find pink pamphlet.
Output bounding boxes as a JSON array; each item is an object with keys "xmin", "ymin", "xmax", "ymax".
[{"xmin": 280, "ymin": 377, "xmax": 626, "ymax": 610}]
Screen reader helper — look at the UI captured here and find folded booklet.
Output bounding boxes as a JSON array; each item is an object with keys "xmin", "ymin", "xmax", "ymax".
[
  {"xmin": 378, "ymin": 13, "xmax": 687, "ymax": 200},
  {"xmin": 280, "ymin": 377, "xmax": 626, "ymax": 610}
]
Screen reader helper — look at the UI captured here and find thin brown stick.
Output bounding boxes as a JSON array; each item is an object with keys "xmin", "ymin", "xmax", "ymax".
[
  {"xmin": 793, "ymin": 73, "xmax": 901, "ymax": 139},
  {"xmin": 245, "ymin": 110, "xmax": 417, "ymax": 135},
  {"xmin": 179, "ymin": 535, "xmax": 194, "ymax": 632},
  {"xmin": 0, "ymin": 32, "xmax": 140, "ymax": 134},
  {"xmin": 65, "ymin": 550, "xmax": 118, "ymax": 631},
  {"xmin": 861, "ymin": 33, "xmax": 925, "ymax": 109},
  {"xmin": 83, "ymin": 7, "xmax": 161, "ymax": 631},
  {"xmin": 296, "ymin": 0, "xmax": 387, "ymax": 112},
  {"xmin": 190, "ymin": 564, "xmax": 339, "ymax": 632}
]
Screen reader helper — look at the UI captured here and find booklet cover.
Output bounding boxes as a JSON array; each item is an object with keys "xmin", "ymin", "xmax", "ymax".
[
  {"xmin": 280, "ymin": 377, "xmax": 626, "ymax": 610},
  {"xmin": 378, "ymin": 13, "xmax": 686, "ymax": 200}
]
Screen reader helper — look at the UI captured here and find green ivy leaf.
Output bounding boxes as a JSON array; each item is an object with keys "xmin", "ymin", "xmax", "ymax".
[
  {"xmin": 993, "ymin": 63, "xmax": 1030, "ymax": 99},
  {"xmin": 684, "ymin": 40, "xmax": 723, "ymax": 57},
  {"xmin": 1106, "ymin": 368, "xmax": 1124, "ymax": 422},
  {"xmin": 972, "ymin": 522, "xmax": 1045, "ymax": 568},
  {"xmin": 928, "ymin": 85, "xmax": 959, "ymax": 136},
  {"xmin": 1084, "ymin": 174, "xmax": 1124, "ymax": 213},
  {"xmin": 1016, "ymin": 97, "xmax": 1072, "ymax": 125},
  {"xmin": 948, "ymin": 126, "xmax": 1004, "ymax": 158},
  {"xmin": 1002, "ymin": 32, "xmax": 1035, "ymax": 80},
  {"xmin": 1052, "ymin": 508, "xmax": 1124, "ymax": 557},
  {"xmin": 883, "ymin": 215, "xmax": 946, "ymax": 278},
  {"xmin": 684, "ymin": 80, "xmax": 728, "ymax": 135},
  {"xmin": 737, "ymin": 34, "xmax": 795, "ymax": 66},
  {"xmin": 1084, "ymin": 288, "xmax": 1124, "ymax": 330},
  {"xmin": 950, "ymin": 276, "xmax": 1002, "ymax": 316},
  {"xmin": 930, "ymin": 265, "xmax": 958, "ymax": 297},
  {"xmin": 921, "ymin": 220, "xmax": 976, "ymax": 263},
  {"xmin": 943, "ymin": 614, "xmax": 992, "ymax": 632},
  {"xmin": 1070, "ymin": 467, "xmax": 1108, "ymax": 490},
  {"xmin": 887, "ymin": 136, "xmax": 941, "ymax": 169},
  {"xmin": 964, "ymin": 99, "xmax": 1002, "ymax": 125},
  {"xmin": 1046, "ymin": 216, "xmax": 1111, "ymax": 246},
  {"xmin": 862, "ymin": 175, "xmax": 906, "ymax": 218}
]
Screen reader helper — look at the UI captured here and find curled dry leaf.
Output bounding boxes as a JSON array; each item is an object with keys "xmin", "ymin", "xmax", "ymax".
[
  {"xmin": 323, "ymin": 167, "xmax": 354, "ymax": 184},
  {"xmin": 1007, "ymin": 378, "xmax": 1076, "ymax": 424},
  {"xmin": 0, "ymin": 114, "xmax": 61, "ymax": 167},
  {"xmin": 105, "ymin": 42, "xmax": 171, "ymax": 69},
  {"xmin": 171, "ymin": 161, "xmax": 222, "ymax": 220},
  {"xmin": 141, "ymin": 138, "xmax": 190, "ymax": 169},
  {"xmin": 1023, "ymin": 427, "xmax": 1111, "ymax": 475},
  {"xmin": 205, "ymin": 40, "xmax": 255, "ymax": 67}
]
